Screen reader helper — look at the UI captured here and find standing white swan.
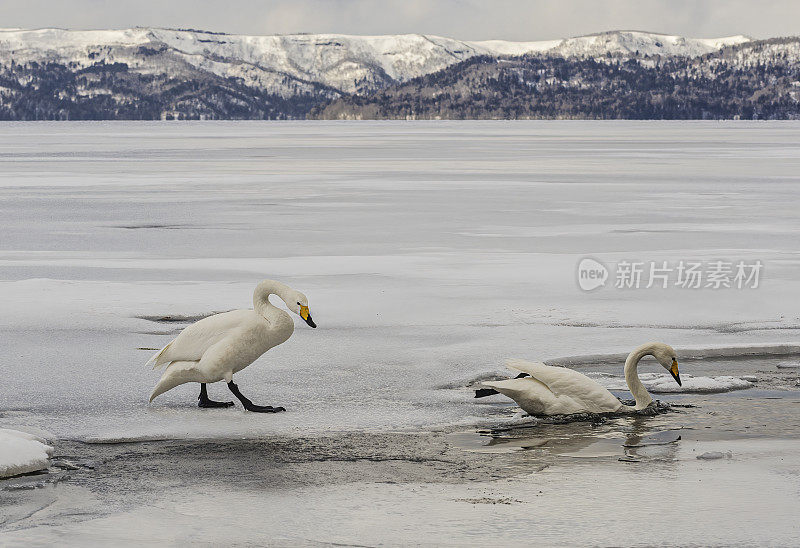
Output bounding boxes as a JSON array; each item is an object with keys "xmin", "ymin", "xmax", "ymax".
[
  {"xmin": 477, "ymin": 342, "xmax": 681, "ymax": 415},
  {"xmin": 147, "ymin": 280, "xmax": 316, "ymax": 412}
]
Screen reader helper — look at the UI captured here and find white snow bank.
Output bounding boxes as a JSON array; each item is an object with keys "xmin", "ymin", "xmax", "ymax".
[
  {"xmin": 589, "ymin": 372, "xmax": 753, "ymax": 394},
  {"xmin": 0, "ymin": 429, "xmax": 54, "ymax": 478}
]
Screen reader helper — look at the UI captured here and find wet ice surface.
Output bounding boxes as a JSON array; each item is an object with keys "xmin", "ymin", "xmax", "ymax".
[
  {"xmin": 1, "ymin": 121, "xmax": 800, "ymax": 544},
  {"xmin": 3, "ymin": 434, "xmax": 800, "ymax": 545}
]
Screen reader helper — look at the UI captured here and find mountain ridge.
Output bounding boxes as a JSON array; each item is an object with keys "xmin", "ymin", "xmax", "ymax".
[
  {"xmin": 0, "ymin": 28, "xmax": 751, "ymax": 95},
  {"xmin": 1, "ymin": 28, "xmax": 796, "ymax": 120},
  {"xmin": 312, "ymin": 37, "xmax": 800, "ymax": 120}
]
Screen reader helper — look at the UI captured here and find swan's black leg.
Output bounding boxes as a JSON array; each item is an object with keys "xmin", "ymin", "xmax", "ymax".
[
  {"xmin": 198, "ymin": 383, "xmax": 234, "ymax": 408},
  {"xmin": 227, "ymin": 381, "xmax": 285, "ymax": 413}
]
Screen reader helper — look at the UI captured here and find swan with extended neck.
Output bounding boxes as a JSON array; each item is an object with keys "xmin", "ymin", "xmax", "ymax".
[
  {"xmin": 477, "ymin": 342, "xmax": 681, "ymax": 415},
  {"xmin": 147, "ymin": 280, "xmax": 316, "ymax": 412}
]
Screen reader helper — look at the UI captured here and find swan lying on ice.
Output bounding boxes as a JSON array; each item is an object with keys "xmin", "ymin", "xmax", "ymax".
[
  {"xmin": 147, "ymin": 280, "xmax": 316, "ymax": 412},
  {"xmin": 477, "ymin": 342, "xmax": 681, "ymax": 415}
]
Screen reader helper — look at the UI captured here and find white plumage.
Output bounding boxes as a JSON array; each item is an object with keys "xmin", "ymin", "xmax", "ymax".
[
  {"xmin": 481, "ymin": 342, "xmax": 681, "ymax": 416},
  {"xmin": 147, "ymin": 280, "xmax": 316, "ymax": 408}
]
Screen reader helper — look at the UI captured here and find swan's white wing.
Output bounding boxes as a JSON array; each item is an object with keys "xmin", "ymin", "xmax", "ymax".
[
  {"xmin": 147, "ymin": 309, "xmax": 256, "ymax": 368},
  {"xmin": 482, "ymin": 377, "xmax": 589, "ymax": 415},
  {"xmin": 505, "ymin": 359, "xmax": 623, "ymax": 413},
  {"xmin": 149, "ymin": 334, "xmax": 251, "ymax": 401}
]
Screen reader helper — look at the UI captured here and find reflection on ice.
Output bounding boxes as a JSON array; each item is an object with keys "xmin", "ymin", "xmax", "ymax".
[
  {"xmin": 622, "ymin": 429, "xmax": 681, "ymax": 447},
  {"xmin": 456, "ymin": 413, "xmax": 684, "ymax": 465}
]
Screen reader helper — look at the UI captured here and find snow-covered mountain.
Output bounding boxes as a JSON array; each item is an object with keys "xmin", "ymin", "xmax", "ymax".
[
  {"xmin": 0, "ymin": 28, "xmax": 751, "ymax": 95},
  {"xmin": 5, "ymin": 27, "xmax": 787, "ymax": 121},
  {"xmin": 313, "ymin": 37, "xmax": 800, "ymax": 121}
]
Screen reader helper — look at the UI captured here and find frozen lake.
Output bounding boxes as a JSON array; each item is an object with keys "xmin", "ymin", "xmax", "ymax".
[{"xmin": 1, "ymin": 121, "xmax": 800, "ymax": 544}]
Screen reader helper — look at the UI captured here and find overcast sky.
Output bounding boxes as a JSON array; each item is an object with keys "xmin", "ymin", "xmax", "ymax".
[{"xmin": 1, "ymin": 1, "xmax": 797, "ymax": 40}]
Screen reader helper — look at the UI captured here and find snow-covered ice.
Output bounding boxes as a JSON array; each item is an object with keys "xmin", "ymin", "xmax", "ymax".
[
  {"xmin": 0, "ymin": 429, "xmax": 53, "ymax": 478},
  {"xmin": 1, "ymin": 120, "xmax": 799, "ymax": 442}
]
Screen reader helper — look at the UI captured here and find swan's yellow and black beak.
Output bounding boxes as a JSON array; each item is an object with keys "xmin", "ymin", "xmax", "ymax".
[
  {"xmin": 300, "ymin": 305, "xmax": 316, "ymax": 328},
  {"xmin": 670, "ymin": 359, "xmax": 681, "ymax": 386}
]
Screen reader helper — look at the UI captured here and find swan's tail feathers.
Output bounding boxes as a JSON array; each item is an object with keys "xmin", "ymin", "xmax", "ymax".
[
  {"xmin": 475, "ymin": 372, "xmax": 530, "ymax": 398},
  {"xmin": 480, "ymin": 377, "xmax": 554, "ymax": 416},
  {"xmin": 145, "ymin": 341, "xmax": 175, "ymax": 370},
  {"xmin": 148, "ymin": 361, "xmax": 202, "ymax": 402},
  {"xmin": 505, "ymin": 358, "xmax": 547, "ymax": 376},
  {"xmin": 479, "ymin": 379, "xmax": 526, "ymax": 398}
]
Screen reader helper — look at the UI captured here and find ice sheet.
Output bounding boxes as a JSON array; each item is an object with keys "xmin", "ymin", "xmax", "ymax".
[{"xmin": 1, "ymin": 121, "xmax": 799, "ymax": 442}]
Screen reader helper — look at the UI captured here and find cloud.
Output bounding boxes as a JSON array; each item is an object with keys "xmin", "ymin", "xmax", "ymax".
[{"xmin": 0, "ymin": 0, "xmax": 797, "ymax": 39}]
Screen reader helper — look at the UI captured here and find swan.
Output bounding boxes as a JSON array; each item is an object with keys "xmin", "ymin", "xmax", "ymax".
[
  {"xmin": 146, "ymin": 279, "xmax": 316, "ymax": 412},
  {"xmin": 476, "ymin": 342, "xmax": 681, "ymax": 415}
]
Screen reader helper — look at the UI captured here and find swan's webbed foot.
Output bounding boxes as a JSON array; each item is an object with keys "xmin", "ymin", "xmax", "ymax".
[
  {"xmin": 227, "ymin": 381, "xmax": 285, "ymax": 413},
  {"xmin": 243, "ymin": 402, "xmax": 286, "ymax": 413},
  {"xmin": 198, "ymin": 383, "xmax": 234, "ymax": 408},
  {"xmin": 199, "ymin": 399, "xmax": 235, "ymax": 408}
]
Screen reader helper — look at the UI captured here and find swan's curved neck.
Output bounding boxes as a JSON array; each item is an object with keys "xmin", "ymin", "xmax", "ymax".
[
  {"xmin": 624, "ymin": 345, "xmax": 654, "ymax": 410},
  {"xmin": 253, "ymin": 280, "xmax": 293, "ymax": 322}
]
